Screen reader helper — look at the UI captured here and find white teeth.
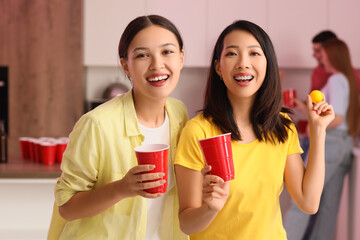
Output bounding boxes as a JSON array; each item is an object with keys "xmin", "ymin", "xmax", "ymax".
[
  {"xmin": 147, "ymin": 75, "xmax": 169, "ymax": 82},
  {"xmin": 234, "ymin": 75, "xmax": 253, "ymax": 81}
]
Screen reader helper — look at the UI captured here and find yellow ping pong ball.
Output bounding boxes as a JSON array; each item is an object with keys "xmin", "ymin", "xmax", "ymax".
[{"xmin": 310, "ymin": 90, "xmax": 324, "ymax": 103}]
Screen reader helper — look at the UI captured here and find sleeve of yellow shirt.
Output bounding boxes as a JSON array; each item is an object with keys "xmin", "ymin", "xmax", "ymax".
[
  {"xmin": 55, "ymin": 114, "xmax": 101, "ymax": 206},
  {"xmin": 175, "ymin": 116, "xmax": 210, "ymax": 172},
  {"xmin": 286, "ymin": 118, "xmax": 304, "ymax": 156}
]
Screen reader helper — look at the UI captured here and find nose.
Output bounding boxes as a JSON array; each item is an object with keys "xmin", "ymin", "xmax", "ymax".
[
  {"xmin": 235, "ymin": 54, "xmax": 250, "ymax": 69},
  {"xmin": 149, "ymin": 54, "xmax": 165, "ymax": 70}
]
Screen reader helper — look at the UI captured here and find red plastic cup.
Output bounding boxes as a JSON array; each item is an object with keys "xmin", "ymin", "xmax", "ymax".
[
  {"xmin": 298, "ymin": 120, "xmax": 308, "ymax": 135},
  {"xmin": 19, "ymin": 137, "xmax": 31, "ymax": 159},
  {"xmin": 134, "ymin": 144, "xmax": 169, "ymax": 194},
  {"xmin": 198, "ymin": 133, "xmax": 234, "ymax": 181},
  {"xmin": 27, "ymin": 138, "xmax": 37, "ymax": 161},
  {"xmin": 33, "ymin": 139, "xmax": 42, "ymax": 163},
  {"xmin": 56, "ymin": 138, "xmax": 68, "ymax": 163},
  {"xmin": 40, "ymin": 142, "xmax": 57, "ymax": 166},
  {"xmin": 283, "ymin": 89, "xmax": 297, "ymax": 107}
]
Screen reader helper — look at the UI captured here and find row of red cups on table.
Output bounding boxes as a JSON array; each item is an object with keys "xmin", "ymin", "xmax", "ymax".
[{"xmin": 19, "ymin": 137, "xmax": 69, "ymax": 165}]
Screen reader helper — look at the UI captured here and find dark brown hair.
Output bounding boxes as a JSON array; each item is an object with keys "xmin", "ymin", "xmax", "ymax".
[
  {"xmin": 203, "ymin": 20, "xmax": 292, "ymax": 143},
  {"xmin": 323, "ymin": 38, "xmax": 360, "ymax": 136},
  {"xmin": 118, "ymin": 15, "xmax": 183, "ymax": 60}
]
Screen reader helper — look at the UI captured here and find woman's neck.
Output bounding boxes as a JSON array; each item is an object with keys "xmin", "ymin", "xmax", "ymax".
[
  {"xmin": 133, "ymin": 93, "xmax": 167, "ymax": 128},
  {"xmin": 228, "ymin": 94, "xmax": 257, "ymax": 143}
]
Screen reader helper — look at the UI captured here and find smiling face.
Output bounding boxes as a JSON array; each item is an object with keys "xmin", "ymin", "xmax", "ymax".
[
  {"xmin": 121, "ymin": 25, "xmax": 184, "ymax": 101},
  {"xmin": 312, "ymin": 42, "xmax": 323, "ymax": 65},
  {"xmin": 215, "ymin": 30, "xmax": 267, "ymax": 103}
]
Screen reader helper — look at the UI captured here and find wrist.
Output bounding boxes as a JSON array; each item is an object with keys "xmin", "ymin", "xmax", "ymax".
[
  {"xmin": 203, "ymin": 201, "xmax": 221, "ymax": 215},
  {"xmin": 309, "ymin": 125, "xmax": 326, "ymax": 138},
  {"xmin": 113, "ymin": 179, "xmax": 132, "ymax": 200}
]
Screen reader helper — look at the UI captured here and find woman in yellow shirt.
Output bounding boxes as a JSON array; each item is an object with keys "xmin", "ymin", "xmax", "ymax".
[
  {"xmin": 174, "ymin": 20, "xmax": 334, "ymax": 239},
  {"xmin": 48, "ymin": 15, "xmax": 189, "ymax": 240}
]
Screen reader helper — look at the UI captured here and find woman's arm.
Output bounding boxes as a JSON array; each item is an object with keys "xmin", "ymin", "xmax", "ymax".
[
  {"xmin": 175, "ymin": 165, "xmax": 229, "ymax": 235},
  {"xmin": 284, "ymin": 95, "xmax": 334, "ymax": 214},
  {"xmin": 59, "ymin": 165, "xmax": 165, "ymax": 221}
]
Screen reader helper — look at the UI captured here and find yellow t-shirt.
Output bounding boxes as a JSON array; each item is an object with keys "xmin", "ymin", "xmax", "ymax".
[
  {"xmin": 174, "ymin": 113, "xmax": 303, "ymax": 240},
  {"xmin": 49, "ymin": 91, "xmax": 189, "ymax": 240}
]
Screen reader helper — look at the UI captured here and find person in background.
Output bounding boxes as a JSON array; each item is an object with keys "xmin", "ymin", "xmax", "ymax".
[
  {"xmin": 310, "ymin": 30, "xmax": 337, "ymax": 92},
  {"xmin": 285, "ymin": 39, "xmax": 360, "ymax": 240},
  {"xmin": 174, "ymin": 20, "xmax": 334, "ymax": 240},
  {"xmin": 47, "ymin": 15, "xmax": 189, "ymax": 240},
  {"xmin": 310, "ymin": 30, "xmax": 360, "ymax": 93}
]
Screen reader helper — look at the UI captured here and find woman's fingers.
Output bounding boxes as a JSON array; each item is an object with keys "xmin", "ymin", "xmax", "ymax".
[
  {"xmin": 121, "ymin": 165, "xmax": 166, "ymax": 198},
  {"xmin": 131, "ymin": 164, "xmax": 155, "ymax": 174},
  {"xmin": 138, "ymin": 179, "xmax": 166, "ymax": 190},
  {"xmin": 135, "ymin": 172, "xmax": 165, "ymax": 182},
  {"xmin": 201, "ymin": 165, "xmax": 212, "ymax": 176},
  {"xmin": 203, "ymin": 174, "xmax": 224, "ymax": 187},
  {"xmin": 203, "ymin": 184, "xmax": 227, "ymax": 196}
]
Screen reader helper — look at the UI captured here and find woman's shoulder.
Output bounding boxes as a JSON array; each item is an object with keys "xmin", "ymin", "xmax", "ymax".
[
  {"xmin": 83, "ymin": 92, "xmax": 130, "ymax": 122},
  {"xmin": 184, "ymin": 113, "xmax": 220, "ymax": 133},
  {"xmin": 329, "ymin": 73, "xmax": 348, "ymax": 84},
  {"xmin": 166, "ymin": 97, "xmax": 189, "ymax": 120},
  {"xmin": 166, "ymin": 97, "xmax": 187, "ymax": 111}
]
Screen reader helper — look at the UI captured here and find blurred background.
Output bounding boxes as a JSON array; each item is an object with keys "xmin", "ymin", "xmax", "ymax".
[{"xmin": 0, "ymin": 0, "xmax": 359, "ymax": 239}]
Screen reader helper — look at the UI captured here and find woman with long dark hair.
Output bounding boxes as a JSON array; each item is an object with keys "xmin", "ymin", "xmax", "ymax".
[{"xmin": 174, "ymin": 20, "xmax": 334, "ymax": 239}]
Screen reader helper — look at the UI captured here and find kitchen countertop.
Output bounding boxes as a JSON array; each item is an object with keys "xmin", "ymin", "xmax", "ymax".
[{"xmin": 0, "ymin": 156, "xmax": 61, "ymax": 179}]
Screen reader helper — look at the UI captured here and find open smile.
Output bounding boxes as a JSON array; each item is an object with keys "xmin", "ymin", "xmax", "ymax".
[
  {"xmin": 146, "ymin": 74, "xmax": 169, "ymax": 82},
  {"xmin": 233, "ymin": 75, "xmax": 254, "ymax": 83}
]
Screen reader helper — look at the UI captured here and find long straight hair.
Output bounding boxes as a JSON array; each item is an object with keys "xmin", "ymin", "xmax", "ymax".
[
  {"xmin": 203, "ymin": 20, "xmax": 292, "ymax": 143},
  {"xmin": 323, "ymin": 39, "xmax": 360, "ymax": 136}
]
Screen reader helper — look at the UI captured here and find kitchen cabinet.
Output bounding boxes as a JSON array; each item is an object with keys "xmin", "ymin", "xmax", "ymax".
[
  {"xmin": 84, "ymin": 0, "xmax": 147, "ymax": 66},
  {"xmin": 0, "ymin": 179, "xmax": 57, "ymax": 239},
  {"xmin": 206, "ymin": 0, "xmax": 268, "ymax": 67},
  {"xmin": 146, "ymin": 0, "xmax": 208, "ymax": 67},
  {"xmin": 84, "ymin": 1, "xmax": 360, "ymax": 68},
  {"xmin": 0, "ymin": 0, "xmax": 83, "ymax": 157},
  {"xmin": 267, "ymin": 0, "xmax": 328, "ymax": 68},
  {"xmin": 0, "ymin": 156, "xmax": 61, "ymax": 239},
  {"xmin": 328, "ymin": 0, "xmax": 360, "ymax": 67}
]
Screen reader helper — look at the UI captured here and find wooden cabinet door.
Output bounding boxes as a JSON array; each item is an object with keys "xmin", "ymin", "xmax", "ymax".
[{"xmin": 0, "ymin": 0, "xmax": 84, "ymax": 156}]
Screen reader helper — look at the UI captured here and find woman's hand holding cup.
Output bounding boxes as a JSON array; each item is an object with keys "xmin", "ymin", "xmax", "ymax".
[
  {"xmin": 201, "ymin": 165, "xmax": 229, "ymax": 213},
  {"xmin": 119, "ymin": 165, "xmax": 166, "ymax": 199}
]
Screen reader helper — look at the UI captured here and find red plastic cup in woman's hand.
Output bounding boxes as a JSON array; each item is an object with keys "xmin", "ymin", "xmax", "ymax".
[
  {"xmin": 198, "ymin": 133, "xmax": 234, "ymax": 181},
  {"xmin": 134, "ymin": 144, "xmax": 169, "ymax": 194}
]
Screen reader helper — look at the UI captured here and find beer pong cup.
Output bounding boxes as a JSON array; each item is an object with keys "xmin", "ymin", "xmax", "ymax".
[
  {"xmin": 19, "ymin": 137, "xmax": 31, "ymax": 159},
  {"xmin": 134, "ymin": 144, "xmax": 169, "ymax": 194},
  {"xmin": 283, "ymin": 89, "xmax": 297, "ymax": 107},
  {"xmin": 40, "ymin": 142, "xmax": 57, "ymax": 166},
  {"xmin": 298, "ymin": 120, "xmax": 308, "ymax": 135},
  {"xmin": 33, "ymin": 139, "xmax": 42, "ymax": 163},
  {"xmin": 27, "ymin": 138, "xmax": 37, "ymax": 161},
  {"xmin": 56, "ymin": 138, "xmax": 68, "ymax": 163},
  {"xmin": 198, "ymin": 133, "xmax": 234, "ymax": 181}
]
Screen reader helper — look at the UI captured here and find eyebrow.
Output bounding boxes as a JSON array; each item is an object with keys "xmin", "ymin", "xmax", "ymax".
[
  {"xmin": 132, "ymin": 43, "xmax": 177, "ymax": 53},
  {"xmin": 225, "ymin": 45, "xmax": 262, "ymax": 49}
]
